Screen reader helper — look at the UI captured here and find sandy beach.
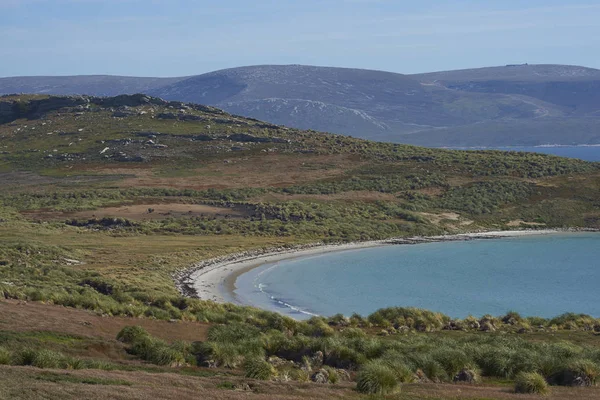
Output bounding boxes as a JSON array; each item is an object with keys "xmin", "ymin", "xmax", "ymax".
[{"xmin": 174, "ymin": 229, "xmax": 578, "ymax": 307}]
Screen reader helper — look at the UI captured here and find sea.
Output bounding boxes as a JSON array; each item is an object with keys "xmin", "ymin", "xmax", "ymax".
[
  {"xmin": 233, "ymin": 233, "xmax": 600, "ymax": 319},
  {"xmin": 450, "ymin": 145, "xmax": 600, "ymax": 162}
]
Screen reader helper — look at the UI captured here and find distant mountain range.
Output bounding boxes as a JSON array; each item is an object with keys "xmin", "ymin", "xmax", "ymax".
[{"xmin": 2, "ymin": 64, "xmax": 600, "ymax": 147}]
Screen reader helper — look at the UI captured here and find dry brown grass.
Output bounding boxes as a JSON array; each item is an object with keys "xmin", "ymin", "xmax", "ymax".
[
  {"xmin": 86, "ymin": 154, "xmax": 366, "ymax": 190},
  {"xmin": 0, "ymin": 300, "xmax": 209, "ymax": 343},
  {"xmin": 0, "ymin": 366, "xmax": 358, "ymax": 400},
  {"xmin": 402, "ymin": 381, "xmax": 600, "ymax": 400},
  {"xmin": 1, "ymin": 366, "xmax": 599, "ymax": 400}
]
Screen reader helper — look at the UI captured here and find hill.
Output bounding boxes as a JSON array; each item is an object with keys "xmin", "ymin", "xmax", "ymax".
[
  {"xmin": 0, "ymin": 94, "xmax": 600, "ymax": 399},
  {"xmin": 0, "ymin": 75, "xmax": 185, "ymax": 97},
  {"xmin": 3, "ymin": 64, "xmax": 600, "ymax": 146}
]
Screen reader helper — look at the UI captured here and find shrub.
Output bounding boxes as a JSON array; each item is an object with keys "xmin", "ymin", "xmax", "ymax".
[
  {"xmin": 116, "ymin": 326, "xmax": 150, "ymax": 344},
  {"xmin": 0, "ymin": 347, "xmax": 11, "ymax": 365},
  {"xmin": 30, "ymin": 349, "xmax": 65, "ymax": 369},
  {"xmin": 244, "ymin": 357, "xmax": 276, "ymax": 380},
  {"xmin": 381, "ymin": 358, "xmax": 414, "ymax": 383},
  {"xmin": 421, "ymin": 359, "xmax": 448, "ymax": 382},
  {"xmin": 356, "ymin": 361, "xmax": 399, "ymax": 395},
  {"xmin": 514, "ymin": 372, "xmax": 549, "ymax": 395},
  {"xmin": 323, "ymin": 365, "xmax": 339, "ymax": 384},
  {"xmin": 211, "ymin": 342, "xmax": 245, "ymax": 369},
  {"xmin": 207, "ymin": 323, "xmax": 261, "ymax": 343},
  {"xmin": 147, "ymin": 345, "xmax": 185, "ymax": 366},
  {"xmin": 431, "ymin": 348, "xmax": 473, "ymax": 377}
]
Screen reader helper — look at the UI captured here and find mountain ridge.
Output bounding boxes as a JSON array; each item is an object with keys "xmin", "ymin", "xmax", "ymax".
[{"xmin": 2, "ymin": 63, "xmax": 600, "ymax": 146}]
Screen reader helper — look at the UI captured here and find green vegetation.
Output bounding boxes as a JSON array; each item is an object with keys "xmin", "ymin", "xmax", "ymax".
[
  {"xmin": 514, "ymin": 372, "xmax": 550, "ymax": 395},
  {"xmin": 0, "ymin": 346, "xmax": 115, "ymax": 370},
  {"xmin": 1, "ymin": 94, "xmax": 599, "ymax": 399},
  {"xmin": 244, "ymin": 357, "xmax": 277, "ymax": 380},
  {"xmin": 34, "ymin": 372, "xmax": 132, "ymax": 386},
  {"xmin": 356, "ymin": 361, "xmax": 400, "ymax": 394}
]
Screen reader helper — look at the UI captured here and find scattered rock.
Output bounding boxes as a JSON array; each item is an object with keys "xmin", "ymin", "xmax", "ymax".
[
  {"xmin": 234, "ymin": 383, "xmax": 252, "ymax": 391},
  {"xmin": 157, "ymin": 112, "xmax": 177, "ymax": 120},
  {"xmin": 479, "ymin": 317, "xmax": 496, "ymax": 332},
  {"xmin": 200, "ymin": 360, "xmax": 217, "ymax": 368},
  {"xmin": 179, "ymin": 114, "xmax": 206, "ymax": 121},
  {"xmin": 414, "ymin": 369, "xmax": 432, "ymax": 383},
  {"xmin": 311, "ymin": 368, "xmax": 329, "ymax": 384},
  {"xmin": 310, "ymin": 351, "xmax": 324, "ymax": 368},
  {"xmin": 112, "ymin": 110, "xmax": 134, "ymax": 118},
  {"xmin": 336, "ymin": 369, "xmax": 352, "ymax": 382},
  {"xmin": 453, "ymin": 369, "xmax": 478, "ymax": 383},
  {"xmin": 267, "ymin": 356, "xmax": 288, "ymax": 367}
]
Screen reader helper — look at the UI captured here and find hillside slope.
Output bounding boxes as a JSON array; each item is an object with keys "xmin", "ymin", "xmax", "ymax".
[
  {"xmin": 0, "ymin": 94, "xmax": 599, "ymax": 399},
  {"xmin": 2, "ymin": 64, "xmax": 600, "ymax": 146},
  {"xmin": 148, "ymin": 65, "xmax": 570, "ymax": 142}
]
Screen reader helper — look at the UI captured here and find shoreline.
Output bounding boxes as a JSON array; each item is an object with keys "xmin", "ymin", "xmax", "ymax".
[{"xmin": 174, "ymin": 228, "xmax": 596, "ymax": 310}]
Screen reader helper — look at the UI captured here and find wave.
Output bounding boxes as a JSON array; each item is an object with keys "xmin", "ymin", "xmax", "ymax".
[{"xmin": 253, "ymin": 263, "xmax": 320, "ymax": 318}]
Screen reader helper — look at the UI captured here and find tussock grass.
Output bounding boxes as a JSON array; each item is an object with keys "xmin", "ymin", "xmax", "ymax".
[
  {"xmin": 0, "ymin": 346, "xmax": 11, "ymax": 365},
  {"xmin": 356, "ymin": 360, "xmax": 400, "ymax": 394},
  {"xmin": 244, "ymin": 357, "xmax": 276, "ymax": 380},
  {"xmin": 514, "ymin": 371, "xmax": 550, "ymax": 395}
]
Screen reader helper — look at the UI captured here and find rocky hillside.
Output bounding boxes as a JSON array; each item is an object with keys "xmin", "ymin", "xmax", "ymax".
[{"xmin": 2, "ymin": 64, "xmax": 600, "ymax": 146}]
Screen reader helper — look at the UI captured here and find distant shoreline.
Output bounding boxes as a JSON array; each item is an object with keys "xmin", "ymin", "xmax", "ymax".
[{"xmin": 174, "ymin": 229, "xmax": 596, "ymax": 312}]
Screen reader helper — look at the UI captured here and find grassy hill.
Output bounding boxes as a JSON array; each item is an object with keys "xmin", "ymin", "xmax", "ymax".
[
  {"xmin": 3, "ymin": 64, "xmax": 600, "ymax": 146},
  {"xmin": 1, "ymin": 94, "xmax": 600, "ymax": 399}
]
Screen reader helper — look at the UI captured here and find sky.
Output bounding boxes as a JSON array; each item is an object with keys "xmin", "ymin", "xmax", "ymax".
[{"xmin": 1, "ymin": 0, "xmax": 600, "ymax": 77}]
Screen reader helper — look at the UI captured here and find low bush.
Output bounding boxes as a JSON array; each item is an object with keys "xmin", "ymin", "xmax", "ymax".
[
  {"xmin": 244, "ymin": 357, "xmax": 276, "ymax": 380},
  {"xmin": 514, "ymin": 372, "xmax": 549, "ymax": 395},
  {"xmin": 0, "ymin": 346, "xmax": 11, "ymax": 365},
  {"xmin": 356, "ymin": 361, "xmax": 399, "ymax": 395},
  {"xmin": 116, "ymin": 326, "xmax": 150, "ymax": 344}
]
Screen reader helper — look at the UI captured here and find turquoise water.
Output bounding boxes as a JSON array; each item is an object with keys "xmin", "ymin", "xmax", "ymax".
[{"xmin": 233, "ymin": 233, "xmax": 600, "ymax": 319}]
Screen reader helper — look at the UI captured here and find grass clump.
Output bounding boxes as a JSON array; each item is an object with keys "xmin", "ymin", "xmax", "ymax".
[
  {"xmin": 35, "ymin": 372, "xmax": 131, "ymax": 386},
  {"xmin": 216, "ymin": 381, "xmax": 236, "ymax": 390},
  {"xmin": 244, "ymin": 357, "xmax": 276, "ymax": 380},
  {"xmin": 0, "ymin": 346, "xmax": 11, "ymax": 365},
  {"xmin": 356, "ymin": 360, "xmax": 400, "ymax": 395},
  {"xmin": 15, "ymin": 348, "xmax": 65, "ymax": 369},
  {"xmin": 514, "ymin": 371, "xmax": 549, "ymax": 395},
  {"xmin": 117, "ymin": 326, "xmax": 186, "ymax": 366},
  {"xmin": 116, "ymin": 326, "xmax": 150, "ymax": 344}
]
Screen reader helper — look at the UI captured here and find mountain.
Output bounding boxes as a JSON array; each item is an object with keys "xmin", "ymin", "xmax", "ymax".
[
  {"xmin": 0, "ymin": 75, "xmax": 186, "ymax": 97},
  {"xmin": 2, "ymin": 64, "xmax": 600, "ymax": 146}
]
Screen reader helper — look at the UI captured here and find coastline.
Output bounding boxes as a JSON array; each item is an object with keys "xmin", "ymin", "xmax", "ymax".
[{"xmin": 174, "ymin": 229, "xmax": 594, "ymax": 309}]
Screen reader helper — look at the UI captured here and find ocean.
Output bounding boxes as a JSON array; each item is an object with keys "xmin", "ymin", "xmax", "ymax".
[{"xmin": 233, "ymin": 233, "xmax": 600, "ymax": 319}]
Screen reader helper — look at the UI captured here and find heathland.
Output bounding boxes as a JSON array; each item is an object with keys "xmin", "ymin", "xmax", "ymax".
[{"xmin": 0, "ymin": 93, "xmax": 600, "ymax": 399}]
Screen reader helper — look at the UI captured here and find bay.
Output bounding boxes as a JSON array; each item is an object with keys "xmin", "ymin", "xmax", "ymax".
[{"xmin": 233, "ymin": 233, "xmax": 600, "ymax": 319}]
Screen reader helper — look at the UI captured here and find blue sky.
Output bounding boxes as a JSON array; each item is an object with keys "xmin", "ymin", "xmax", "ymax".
[{"xmin": 1, "ymin": 0, "xmax": 599, "ymax": 77}]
